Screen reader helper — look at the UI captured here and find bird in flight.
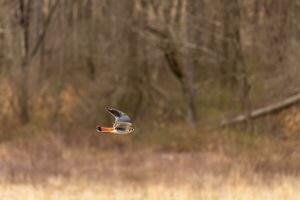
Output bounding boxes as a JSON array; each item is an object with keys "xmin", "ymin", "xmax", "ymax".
[{"xmin": 96, "ymin": 107, "xmax": 134, "ymax": 134}]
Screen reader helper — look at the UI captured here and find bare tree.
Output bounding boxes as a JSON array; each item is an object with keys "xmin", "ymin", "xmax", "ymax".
[
  {"xmin": 0, "ymin": 0, "xmax": 299, "ymax": 132},
  {"xmin": 16, "ymin": 0, "xmax": 59, "ymax": 124}
]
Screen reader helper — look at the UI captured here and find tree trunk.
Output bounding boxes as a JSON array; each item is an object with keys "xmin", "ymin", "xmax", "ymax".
[
  {"xmin": 221, "ymin": 93, "xmax": 300, "ymax": 127},
  {"xmin": 221, "ymin": 0, "xmax": 242, "ymax": 88},
  {"xmin": 18, "ymin": 0, "xmax": 31, "ymax": 124},
  {"xmin": 182, "ymin": 0, "xmax": 204, "ymax": 125}
]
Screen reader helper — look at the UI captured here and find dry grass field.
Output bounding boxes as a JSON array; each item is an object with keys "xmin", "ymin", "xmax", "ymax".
[
  {"xmin": 1, "ymin": 175, "xmax": 300, "ymax": 200},
  {"xmin": 0, "ymin": 129, "xmax": 300, "ymax": 200}
]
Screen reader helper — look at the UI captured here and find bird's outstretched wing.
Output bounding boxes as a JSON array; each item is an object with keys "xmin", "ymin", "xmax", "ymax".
[{"xmin": 106, "ymin": 107, "xmax": 131, "ymax": 123}]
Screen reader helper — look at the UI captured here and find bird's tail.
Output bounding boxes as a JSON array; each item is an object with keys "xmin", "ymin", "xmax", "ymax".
[{"xmin": 96, "ymin": 126, "xmax": 115, "ymax": 133}]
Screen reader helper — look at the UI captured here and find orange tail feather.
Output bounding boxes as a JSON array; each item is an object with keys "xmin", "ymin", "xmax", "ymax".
[{"xmin": 97, "ymin": 126, "xmax": 114, "ymax": 133}]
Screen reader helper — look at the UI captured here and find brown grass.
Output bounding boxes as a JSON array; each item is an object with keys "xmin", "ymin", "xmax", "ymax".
[
  {"xmin": 1, "ymin": 175, "xmax": 300, "ymax": 200},
  {"xmin": 1, "ymin": 128, "xmax": 300, "ymax": 199}
]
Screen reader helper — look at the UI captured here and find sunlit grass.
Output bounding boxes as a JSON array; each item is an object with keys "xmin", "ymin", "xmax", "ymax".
[{"xmin": 1, "ymin": 175, "xmax": 300, "ymax": 200}]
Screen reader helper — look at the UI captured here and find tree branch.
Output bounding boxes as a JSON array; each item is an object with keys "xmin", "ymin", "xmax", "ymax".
[
  {"xmin": 27, "ymin": 0, "xmax": 59, "ymax": 63},
  {"xmin": 221, "ymin": 92, "xmax": 300, "ymax": 127}
]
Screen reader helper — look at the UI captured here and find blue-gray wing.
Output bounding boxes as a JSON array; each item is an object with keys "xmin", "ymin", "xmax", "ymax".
[
  {"xmin": 106, "ymin": 107, "xmax": 131, "ymax": 123},
  {"xmin": 114, "ymin": 121, "xmax": 133, "ymax": 130}
]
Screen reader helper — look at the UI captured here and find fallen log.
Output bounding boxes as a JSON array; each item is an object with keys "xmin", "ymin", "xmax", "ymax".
[{"xmin": 220, "ymin": 92, "xmax": 300, "ymax": 127}]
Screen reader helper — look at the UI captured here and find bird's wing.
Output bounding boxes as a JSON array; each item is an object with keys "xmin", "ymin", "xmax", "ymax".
[
  {"xmin": 114, "ymin": 121, "xmax": 133, "ymax": 130},
  {"xmin": 114, "ymin": 121, "xmax": 132, "ymax": 128},
  {"xmin": 106, "ymin": 107, "xmax": 131, "ymax": 123}
]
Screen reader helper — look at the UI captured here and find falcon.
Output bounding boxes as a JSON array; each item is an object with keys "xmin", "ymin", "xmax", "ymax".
[{"xmin": 96, "ymin": 107, "xmax": 134, "ymax": 134}]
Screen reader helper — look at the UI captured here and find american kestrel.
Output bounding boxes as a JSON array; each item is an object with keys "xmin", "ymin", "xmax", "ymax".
[{"xmin": 96, "ymin": 107, "xmax": 134, "ymax": 134}]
